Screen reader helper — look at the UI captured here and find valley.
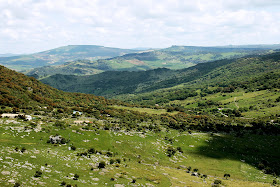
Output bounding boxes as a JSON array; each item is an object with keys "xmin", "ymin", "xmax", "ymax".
[{"xmin": 0, "ymin": 45, "xmax": 280, "ymax": 187}]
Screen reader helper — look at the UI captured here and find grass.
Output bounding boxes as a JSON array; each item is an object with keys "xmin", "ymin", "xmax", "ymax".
[
  {"xmin": 0, "ymin": 118, "xmax": 279, "ymax": 186},
  {"xmin": 170, "ymin": 88, "xmax": 280, "ymax": 118},
  {"xmin": 111, "ymin": 105, "xmax": 179, "ymax": 115}
]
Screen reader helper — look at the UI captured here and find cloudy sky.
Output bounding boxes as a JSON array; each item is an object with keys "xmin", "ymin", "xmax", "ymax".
[{"xmin": 1, "ymin": 0, "xmax": 280, "ymax": 53}]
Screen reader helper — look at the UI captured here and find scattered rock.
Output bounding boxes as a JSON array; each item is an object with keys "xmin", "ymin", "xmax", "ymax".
[
  {"xmin": 115, "ymin": 184, "xmax": 124, "ymax": 187},
  {"xmin": 1, "ymin": 171, "xmax": 10, "ymax": 175}
]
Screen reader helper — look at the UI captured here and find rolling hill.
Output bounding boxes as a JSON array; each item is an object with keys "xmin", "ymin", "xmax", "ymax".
[
  {"xmin": 0, "ymin": 64, "xmax": 280, "ymax": 187},
  {"xmin": 0, "ymin": 45, "xmax": 139, "ymax": 71},
  {"xmin": 25, "ymin": 45, "xmax": 271, "ymax": 78},
  {"xmin": 41, "ymin": 51, "xmax": 280, "ymax": 97}
]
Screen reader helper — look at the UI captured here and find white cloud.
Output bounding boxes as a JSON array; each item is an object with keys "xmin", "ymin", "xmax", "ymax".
[{"xmin": 0, "ymin": 0, "xmax": 279, "ymax": 53}]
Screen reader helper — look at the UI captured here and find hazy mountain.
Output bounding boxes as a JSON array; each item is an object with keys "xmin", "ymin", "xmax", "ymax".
[
  {"xmin": 0, "ymin": 53, "xmax": 21, "ymax": 57},
  {"xmin": 0, "ymin": 45, "xmax": 140, "ymax": 71},
  {"xmin": 26, "ymin": 45, "xmax": 270, "ymax": 78}
]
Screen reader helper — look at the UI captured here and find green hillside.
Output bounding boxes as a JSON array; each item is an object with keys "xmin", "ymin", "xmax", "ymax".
[
  {"xmin": 26, "ymin": 45, "xmax": 271, "ymax": 78},
  {"xmin": 41, "ymin": 51, "xmax": 280, "ymax": 96},
  {"xmin": 40, "ymin": 51, "xmax": 280, "ymax": 120},
  {"xmin": 0, "ymin": 64, "xmax": 280, "ymax": 186},
  {"xmin": 0, "ymin": 45, "xmax": 139, "ymax": 71}
]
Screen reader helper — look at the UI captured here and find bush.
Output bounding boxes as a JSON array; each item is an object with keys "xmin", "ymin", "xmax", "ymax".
[
  {"xmin": 34, "ymin": 170, "xmax": 42, "ymax": 177},
  {"xmin": 106, "ymin": 151, "xmax": 113, "ymax": 157},
  {"xmin": 166, "ymin": 146, "xmax": 176, "ymax": 157},
  {"xmin": 21, "ymin": 147, "xmax": 26, "ymax": 153},
  {"xmin": 60, "ymin": 181, "xmax": 66, "ymax": 186},
  {"xmin": 214, "ymin": 179, "xmax": 222, "ymax": 184},
  {"xmin": 73, "ymin": 174, "xmax": 79, "ymax": 180},
  {"xmin": 14, "ymin": 182, "xmax": 20, "ymax": 187},
  {"xmin": 98, "ymin": 161, "xmax": 106, "ymax": 169},
  {"xmin": 71, "ymin": 145, "xmax": 76, "ymax": 151},
  {"xmin": 88, "ymin": 148, "xmax": 95, "ymax": 154},
  {"xmin": 110, "ymin": 159, "xmax": 115, "ymax": 164},
  {"xmin": 116, "ymin": 158, "xmax": 121, "ymax": 164},
  {"xmin": 176, "ymin": 147, "xmax": 183, "ymax": 153}
]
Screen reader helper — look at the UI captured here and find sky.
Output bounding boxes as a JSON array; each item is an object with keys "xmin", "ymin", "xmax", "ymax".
[{"xmin": 1, "ymin": 0, "xmax": 280, "ymax": 54}]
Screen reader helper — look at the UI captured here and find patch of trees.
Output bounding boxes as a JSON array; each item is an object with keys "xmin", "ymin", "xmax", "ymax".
[{"xmin": 76, "ymin": 148, "xmax": 114, "ymax": 158}]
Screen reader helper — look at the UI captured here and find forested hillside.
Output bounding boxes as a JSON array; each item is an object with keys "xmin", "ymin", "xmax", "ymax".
[
  {"xmin": 0, "ymin": 65, "xmax": 113, "ymax": 110},
  {"xmin": 1, "ymin": 63, "xmax": 280, "ymax": 187},
  {"xmin": 41, "ymin": 51, "xmax": 280, "ymax": 97}
]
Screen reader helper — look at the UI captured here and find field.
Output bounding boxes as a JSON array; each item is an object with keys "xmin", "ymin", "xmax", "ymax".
[
  {"xmin": 0, "ymin": 117, "xmax": 279, "ymax": 186},
  {"xmin": 170, "ymin": 88, "xmax": 280, "ymax": 118},
  {"xmin": 111, "ymin": 105, "xmax": 179, "ymax": 115}
]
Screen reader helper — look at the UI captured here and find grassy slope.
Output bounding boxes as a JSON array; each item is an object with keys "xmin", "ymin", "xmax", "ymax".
[
  {"xmin": 168, "ymin": 88, "xmax": 280, "ymax": 118},
  {"xmin": 0, "ymin": 119, "xmax": 279, "ymax": 186}
]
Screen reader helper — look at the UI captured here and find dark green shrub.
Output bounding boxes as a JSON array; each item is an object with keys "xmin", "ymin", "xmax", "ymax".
[
  {"xmin": 73, "ymin": 174, "xmax": 79, "ymax": 180},
  {"xmin": 214, "ymin": 179, "xmax": 222, "ymax": 184},
  {"xmin": 34, "ymin": 171, "xmax": 42, "ymax": 177},
  {"xmin": 98, "ymin": 161, "xmax": 106, "ymax": 169},
  {"xmin": 110, "ymin": 159, "xmax": 115, "ymax": 164},
  {"xmin": 106, "ymin": 151, "xmax": 113, "ymax": 157},
  {"xmin": 60, "ymin": 181, "xmax": 66, "ymax": 186},
  {"xmin": 71, "ymin": 145, "xmax": 76, "ymax": 151},
  {"xmin": 88, "ymin": 148, "xmax": 95, "ymax": 154},
  {"xmin": 14, "ymin": 182, "xmax": 20, "ymax": 187},
  {"xmin": 21, "ymin": 147, "xmax": 26, "ymax": 153},
  {"xmin": 177, "ymin": 147, "xmax": 183, "ymax": 153},
  {"xmin": 166, "ymin": 146, "xmax": 176, "ymax": 157}
]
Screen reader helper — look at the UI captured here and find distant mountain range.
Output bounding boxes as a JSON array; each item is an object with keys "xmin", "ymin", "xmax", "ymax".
[
  {"xmin": 40, "ymin": 51, "xmax": 280, "ymax": 98},
  {"xmin": 0, "ymin": 45, "xmax": 140, "ymax": 71},
  {"xmin": 0, "ymin": 53, "xmax": 21, "ymax": 57},
  {"xmin": 25, "ymin": 45, "xmax": 273, "ymax": 78}
]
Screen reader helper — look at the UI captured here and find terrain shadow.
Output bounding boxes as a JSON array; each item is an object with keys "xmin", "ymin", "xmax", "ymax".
[{"xmin": 195, "ymin": 133, "xmax": 280, "ymax": 176}]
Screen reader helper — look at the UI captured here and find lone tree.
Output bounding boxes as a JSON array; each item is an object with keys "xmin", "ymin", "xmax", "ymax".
[{"xmin": 224, "ymin": 173, "xmax": 230, "ymax": 180}]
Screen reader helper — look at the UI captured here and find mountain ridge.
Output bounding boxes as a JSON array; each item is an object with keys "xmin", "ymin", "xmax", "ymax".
[
  {"xmin": 25, "ymin": 45, "xmax": 273, "ymax": 78},
  {"xmin": 0, "ymin": 45, "xmax": 140, "ymax": 71}
]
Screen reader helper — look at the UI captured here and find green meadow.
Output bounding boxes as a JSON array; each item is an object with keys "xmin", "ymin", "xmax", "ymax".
[{"xmin": 0, "ymin": 118, "xmax": 279, "ymax": 186}]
